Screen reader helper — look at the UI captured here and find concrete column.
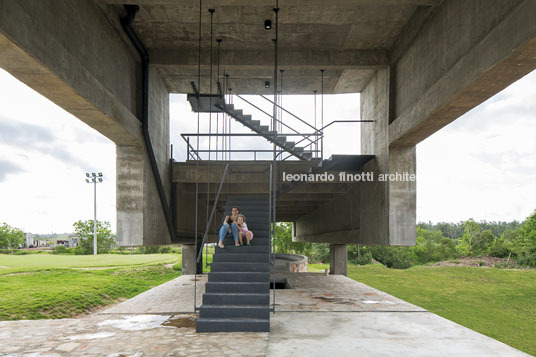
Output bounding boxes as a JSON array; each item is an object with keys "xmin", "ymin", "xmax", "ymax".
[
  {"xmin": 360, "ymin": 68, "xmax": 416, "ymax": 246},
  {"xmin": 330, "ymin": 244, "xmax": 347, "ymax": 276},
  {"xmin": 116, "ymin": 67, "xmax": 171, "ymax": 246},
  {"xmin": 181, "ymin": 243, "xmax": 203, "ymax": 275}
]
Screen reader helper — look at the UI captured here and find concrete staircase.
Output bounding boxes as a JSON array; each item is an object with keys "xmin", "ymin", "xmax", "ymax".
[{"xmin": 196, "ymin": 195, "xmax": 271, "ymax": 333}]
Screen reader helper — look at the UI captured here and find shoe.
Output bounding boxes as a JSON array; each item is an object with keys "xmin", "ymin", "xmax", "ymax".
[
  {"xmin": 218, "ymin": 242, "xmax": 225, "ymax": 249},
  {"xmin": 247, "ymin": 242, "xmax": 251, "ymax": 246}
]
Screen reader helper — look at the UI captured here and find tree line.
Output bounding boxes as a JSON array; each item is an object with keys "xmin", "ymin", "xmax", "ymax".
[{"xmin": 274, "ymin": 210, "xmax": 536, "ymax": 269}]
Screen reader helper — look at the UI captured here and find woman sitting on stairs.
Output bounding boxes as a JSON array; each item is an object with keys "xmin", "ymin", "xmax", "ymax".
[{"xmin": 218, "ymin": 206, "xmax": 240, "ymax": 248}]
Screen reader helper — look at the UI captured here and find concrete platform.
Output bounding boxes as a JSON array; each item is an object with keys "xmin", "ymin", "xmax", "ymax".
[{"xmin": 0, "ymin": 273, "xmax": 529, "ymax": 356}]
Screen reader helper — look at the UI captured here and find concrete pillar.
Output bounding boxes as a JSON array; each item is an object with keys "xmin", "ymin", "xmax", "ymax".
[
  {"xmin": 330, "ymin": 244, "xmax": 347, "ymax": 276},
  {"xmin": 181, "ymin": 243, "xmax": 203, "ymax": 275},
  {"xmin": 116, "ymin": 67, "xmax": 171, "ymax": 246},
  {"xmin": 360, "ymin": 68, "xmax": 416, "ymax": 246}
]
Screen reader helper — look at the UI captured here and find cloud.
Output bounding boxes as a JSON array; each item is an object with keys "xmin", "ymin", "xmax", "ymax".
[
  {"xmin": 0, "ymin": 159, "xmax": 24, "ymax": 182},
  {"xmin": 0, "ymin": 115, "xmax": 93, "ymax": 170},
  {"xmin": 0, "ymin": 116, "xmax": 55, "ymax": 145}
]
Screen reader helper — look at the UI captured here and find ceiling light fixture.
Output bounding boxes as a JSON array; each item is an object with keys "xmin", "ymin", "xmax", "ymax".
[
  {"xmin": 265, "ymin": 81, "xmax": 271, "ymax": 88},
  {"xmin": 264, "ymin": 19, "xmax": 272, "ymax": 30}
]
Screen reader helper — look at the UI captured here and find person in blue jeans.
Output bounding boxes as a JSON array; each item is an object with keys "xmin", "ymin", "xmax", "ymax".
[{"xmin": 218, "ymin": 207, "xmax": 240, "ymax": 248}]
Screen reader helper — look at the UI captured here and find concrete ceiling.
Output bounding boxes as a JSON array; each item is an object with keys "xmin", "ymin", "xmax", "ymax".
[{"xmin": 101, "ymin": 0, "xmax": 441, "ymax": 94}]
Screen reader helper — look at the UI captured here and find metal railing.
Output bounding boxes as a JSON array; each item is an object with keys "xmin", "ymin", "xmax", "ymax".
[
  {"xmin": 268, "ymin": 163, "xmax": 276, "ymax": 313},
  {"xmin": 194, "ymin": 163, "xmax": 229, "ymax": 311}
]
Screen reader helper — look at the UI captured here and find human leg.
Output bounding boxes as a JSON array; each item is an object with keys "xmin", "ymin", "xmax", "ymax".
[
  {"xmin": 231, "ymin": 224, "xmax": 240, "ymax": 246},
  {"xmin": 218, "ymin": 224, "xmax": 229, "ymax": 248}
]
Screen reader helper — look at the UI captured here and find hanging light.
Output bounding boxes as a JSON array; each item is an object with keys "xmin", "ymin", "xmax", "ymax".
[
  {"xmin": 265, "ymin": 81, "xmax": 271, "ymax": 88},
  {"xmin": 264, "ymin": 19, "xmax": 272, "ymax": 30}
]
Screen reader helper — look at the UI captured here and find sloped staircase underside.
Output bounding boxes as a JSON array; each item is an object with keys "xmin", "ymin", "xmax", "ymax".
[{"xmin": 187, "ymin": 94, "xmax": 313, "ymax": 160}]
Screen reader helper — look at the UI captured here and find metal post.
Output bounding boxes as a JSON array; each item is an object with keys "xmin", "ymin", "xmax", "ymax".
[
  {"xmin": 93, "ymin": 180, "xmax": 97, "ymax": 255},
  {"xmin": 321, "ymin": 69, "xmax": 324, "ymax": 161}
]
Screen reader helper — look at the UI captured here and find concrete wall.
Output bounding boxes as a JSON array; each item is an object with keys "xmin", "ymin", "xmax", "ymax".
[
  {"xmin": 0, "ymin": 1, "xmax": 171, "ymax": 246},
  {"xmin": 293, "ymin": 185, "xmax": 360, "ymax": 244}
]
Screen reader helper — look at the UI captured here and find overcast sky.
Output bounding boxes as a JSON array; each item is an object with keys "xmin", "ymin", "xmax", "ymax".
[{"xmin": 1, "ymin": 68, "xmax": 535, "ymax": 234}]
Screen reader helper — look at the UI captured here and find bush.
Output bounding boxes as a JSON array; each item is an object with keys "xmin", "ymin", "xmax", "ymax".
[
  {"xmin": 370, "ymin": 246, "xmax": 414, "ymax": 269},
  {"xmin": 51, "ymin": 245, "xmax": 71, "ymax": 254},
  {"xmin": 516, "ymin": 254, "xmax": 536, "ymax": 267},
  {"xmin": 159, "ymin": 246, "xmax": 172, "ymax": 254}
]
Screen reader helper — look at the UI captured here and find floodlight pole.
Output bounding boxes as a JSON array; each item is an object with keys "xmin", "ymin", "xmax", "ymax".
[
  {"xmin": 93, "ymin": 180, "xmax": 97, "ymax": 255},
  {"xmin": 85, "ymin": 172, "xmax": 103, "ymax": 255}
]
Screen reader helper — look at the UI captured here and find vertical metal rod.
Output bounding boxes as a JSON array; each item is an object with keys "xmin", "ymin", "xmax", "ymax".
[
  {"xmin": 320, "ymin": 69, "xmax": 324, "ymax": 161},
  {"xmin": 194, "ymin": 0, "xmax": 202, "ymax": 312},
  {"xmin": 271, "ymin": 0, "xmax": 279, "ymax": 315},
  {"xmin": 207, "ymin": 9, "xmax": 215, "ymax": 238},
  {"xmin": 313, "ymin": 90, "xmax": 317, "ymax": 159},
  {"xmin": 229, "ymin": 88, "xmax": 232, "ymax": 160},
  {"xmin": 216, "ymin": 39, "xmax": 221, "ymax": 162},
  {"xmin": 93, "ymin": 179, "xmax": 97, "ymax": 255}
]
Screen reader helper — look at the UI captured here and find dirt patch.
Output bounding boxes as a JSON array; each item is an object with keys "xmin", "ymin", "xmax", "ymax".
[
  {"xmin": 72, "ymin": 267, "xmax": 117, "ymax": 271},
  {"xmin": 431, "ymin": 256, "xmax": 510, "ymax": 268},
  {"xmin": 0, "ymin": 266, "xmax": 10, "ymax": 269}
]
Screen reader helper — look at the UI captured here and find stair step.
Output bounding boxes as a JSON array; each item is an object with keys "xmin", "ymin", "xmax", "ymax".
[
  {"xmin": 205, "ymin": 282, "xmax": 269, "ymax": 294},
  {"xmin": 243, "ymin": 114, "xmax": 252, "ymax": 121},
  {"xmin": 203, "ymin": 292, "xmax": 269, "ymax": 305},
  {"xmin": 214, "ymin": 246, "xmax": 269, "ymax": 254},
  {"xmin": 250, "ymin": 120, "xmax": 261, "ymax": 128},
  {"xmin": 213, "ymin": 254, "xmax": 269, "ymax": 262},
  {"xmin": 211, "ymin": 262, "xmax": 270, "ymax": 272},
  {"xmin": 260, "ymin": 125, "xmax": 269, "ymax": 132},
  {"xmin": 208, "ymin": 272, "xmax": 270, "ymax": 282},
  {"xmin": 196, "ymin": 317, "xmax": 269, "ymax": 333},
  {"xmin": 285, "ymin": 141, "xmax": 295, "ymax": 148},
  {"xmin": 199, "ymin": 305, "xmax": 270, "ymax": 319}
]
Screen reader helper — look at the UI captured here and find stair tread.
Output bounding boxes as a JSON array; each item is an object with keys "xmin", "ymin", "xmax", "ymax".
[
  {"xmin": 207, "ymin": 281, "xmax": 266, "ymax": 284},
  {"xmin": 204, "ymin": 292, "xmax": 268, "ymax": 296},
  {"xmin": 200, "ymin": 304, "xmax": 268, "ymax": 308},
  {"xmin": 197, "ymin": 317, "xmax": 268, "ymax": 322}
]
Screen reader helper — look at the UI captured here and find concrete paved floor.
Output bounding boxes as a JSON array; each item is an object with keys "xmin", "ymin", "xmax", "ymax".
[{"xmin": 0, "ymin": 273, "xmax": 529, "ymax": 356}]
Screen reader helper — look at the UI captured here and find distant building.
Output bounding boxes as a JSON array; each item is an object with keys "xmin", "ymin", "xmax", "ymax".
[{"xmin": 24, "ymin": 233, "xmax": 34, "ymax": 248}]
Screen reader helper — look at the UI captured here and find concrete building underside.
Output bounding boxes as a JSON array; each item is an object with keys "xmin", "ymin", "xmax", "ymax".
[{"xmin": 1, "ymin": 0, "xmax": 536, "ymax": 257}]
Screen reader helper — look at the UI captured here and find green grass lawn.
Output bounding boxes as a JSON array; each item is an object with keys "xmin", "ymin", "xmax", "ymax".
[
  {"xmin": 0, "ymin": 253, "xmax": 179, "ymax": 275},
  {"xmin": 309, "ymin": 264, "xmax": 536, "ymax": 355},
  {"xmin": 0, "ymin": 253, "xmax": 183, "ymax": 320}
]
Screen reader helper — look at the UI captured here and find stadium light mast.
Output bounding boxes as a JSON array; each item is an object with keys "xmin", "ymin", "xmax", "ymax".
[{"xmin": 85, "ymin": 172, "xmax": 103, "ymax": 255}]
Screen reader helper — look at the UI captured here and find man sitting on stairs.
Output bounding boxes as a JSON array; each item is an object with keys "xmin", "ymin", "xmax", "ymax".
[{"xmin": 218, "ymin": 206, "xmax": 240, "ymax": 248}]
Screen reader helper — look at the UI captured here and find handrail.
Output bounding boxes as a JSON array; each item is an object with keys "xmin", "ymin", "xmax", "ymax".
[
  {"xmin": 181, "ymin": 134, "xmax": 201, "ymax": 160},
  {"xmin": 196, "ymin": 163, "xmax": 230, "ymax": 263},
  {"xmin": 234, "ymin": 95, "xmax": 316, "ymax": 144},
  {"xmin": 260, "ymin": 95, "xmax": 319, "ymax": 132},
  {"xmin": 280, "ymin": 120, "xmax": 374, "ymax": 161}
]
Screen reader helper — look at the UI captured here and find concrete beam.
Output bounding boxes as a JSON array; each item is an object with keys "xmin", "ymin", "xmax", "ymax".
[
  {"xmin": 102, "ymin": 0, "xmax": 441, "ymax": 6},
  {"xmin": 0, "ymin": 0, "xmax": 141, "ymax": 146},
  {"xmin": 152, "ymin": 48, "xmax": 388, "ymax": 68},
  {"xmin": 389, "ymin": 0, "xmax": 536, "ymax": 146}
]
